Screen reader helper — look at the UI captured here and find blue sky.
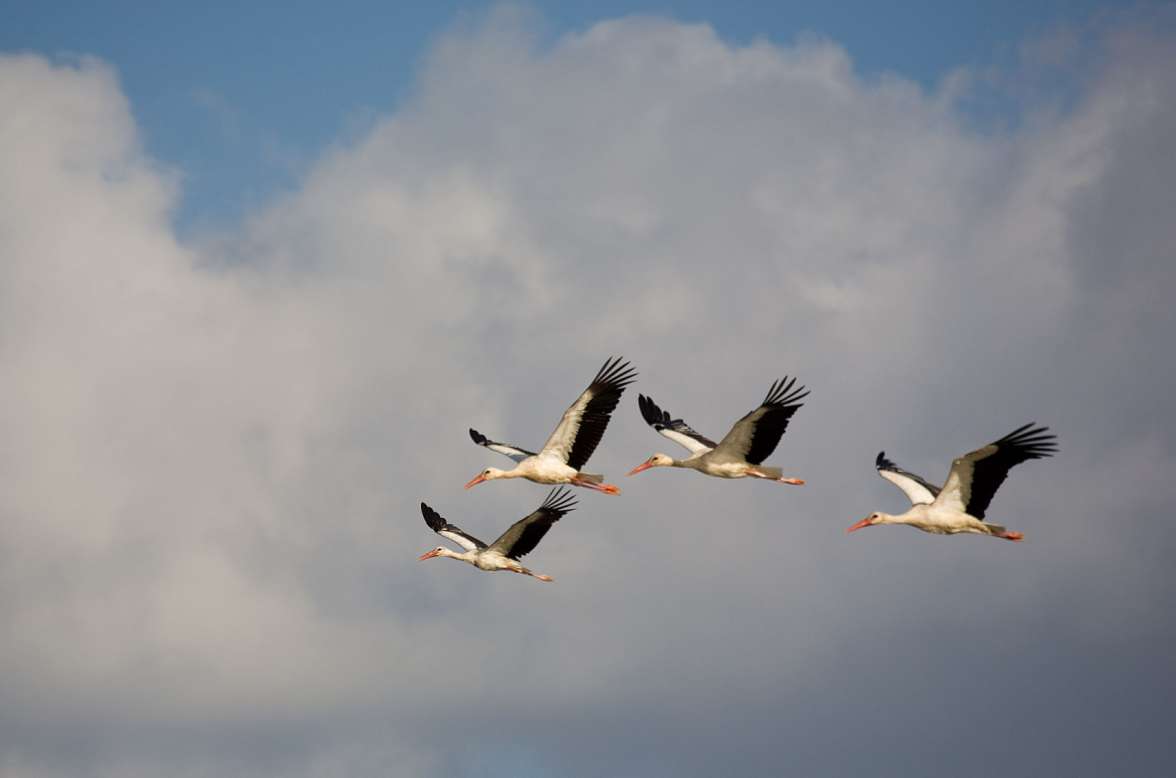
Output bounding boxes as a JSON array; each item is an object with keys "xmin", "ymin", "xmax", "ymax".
[
  {"xmin": 5, "ymin": 0, "xmax": 1114, "ymax": 231},
  {"xmin": 2, "ymin": 3, "xmax": 1175, "ymax": 777}
]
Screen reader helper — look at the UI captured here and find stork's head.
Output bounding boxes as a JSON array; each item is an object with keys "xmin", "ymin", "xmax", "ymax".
[
  {"xmin": 464, "ymin": 467, "xmax": 506, "ymax": 489},
  {"xmin": 627, "ymin": 453, "xmax": 674, "ymax": 476},
  {"xmin": 846, "ymin": 512, "xmax": 889, "ymax": 533},
  {"xmin": 418, "ymin": 546, "xmax": 445, "ymax": 561}
]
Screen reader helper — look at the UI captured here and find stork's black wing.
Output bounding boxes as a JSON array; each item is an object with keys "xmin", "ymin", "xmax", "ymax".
[
  {"xmin": 489, "ymin": 488, "xmax": 577, "ymax": 560},
  {"xmin": 938, "ymin": 424, "xmax": 1058, "ymax": 519},
  {"xmin": 714, "ymin": 377, "xmax": 809, "ymax": 465},
  {"xmin": 541, "ymin": 357, "xmax": 638, "ymax": 471}
]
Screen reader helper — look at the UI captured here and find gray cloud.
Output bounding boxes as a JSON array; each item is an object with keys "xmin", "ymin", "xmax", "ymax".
[{"xmin": 1, "ymin": 9, "xmax": 1175, "ymax": 776}]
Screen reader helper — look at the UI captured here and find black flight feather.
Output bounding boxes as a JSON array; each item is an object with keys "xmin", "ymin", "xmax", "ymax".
[
  {"xmin": 959, "ymin": 423, "xmax": 1057, "ymax": 519},
  {"xmin": 491, "ymin": 487, "xmax": 578, "ymax": 560},
  {"xmin": 742, "ymin": 376, "xmax": 809, "ymax": 465},
  {"xmin": 563, "ymin": 357, "xmax": 638, "ymax": 472}
]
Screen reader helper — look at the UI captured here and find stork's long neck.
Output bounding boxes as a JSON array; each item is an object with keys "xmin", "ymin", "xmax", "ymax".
[
  {"xmin": 439, "ymin": 548, "xmax": 479, "ymax": 564},
  {"xmin": 883, "ymin": 507, "xmax": 924, "ymax": 526},
  {"xmin": 489, "ymin": 465, "xmax": 526, "ymax": 480}
]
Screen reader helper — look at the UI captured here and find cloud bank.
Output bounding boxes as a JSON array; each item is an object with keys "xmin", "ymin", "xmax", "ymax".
[{"xmin": 1, "ymin": 9, "xmax": 1174, "ymax": 776}]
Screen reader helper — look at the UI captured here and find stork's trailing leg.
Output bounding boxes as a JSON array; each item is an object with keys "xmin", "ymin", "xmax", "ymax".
[
  {"xmin": 572, "ymin": 476, "xmax": 621, "ymax": 495},
  {"xmin": 747, "ymin": 467, "xmax": 805, "ymax": 485},
  {"xmin": 517, "ymin": 567, "xmax": 554, "ymax": 582}
]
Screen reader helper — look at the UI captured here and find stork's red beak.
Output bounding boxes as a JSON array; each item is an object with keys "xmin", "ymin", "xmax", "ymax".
[
  {"xmin": 627, "ymin": 460, "xmax": 653, "ymax": 476},
  {"xmin": 418, "ymin": 549, "xmax": 440, "ymax": 561},
  {"xmin": 464, "ymin": 473, "xmax": 486, "ymax": 489},
  {"xmin": 846, "ymin": 517, "xmax": 873, "ymax": 534}
]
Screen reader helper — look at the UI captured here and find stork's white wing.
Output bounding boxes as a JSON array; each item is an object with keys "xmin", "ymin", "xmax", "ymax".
[
  {"xmin": 438, "ymin": 528, "xmax": 481, "ymax": 552},
  {"xmin": 660, "ymin": 427, "xmax": 714, "ymax": 455},
  {"xmin": 875, "ymin": 452, "xmax": 939, "ymax": 506},
  {"xmin": 420, "ymin": 503, "xmax": 487, "ymax": 551},
  {"xmin": 469, "ymin": 428, "xmax": 534, "ymax": 464},
  {"xmin": 636, "ymin": 394, "xmax": 716, "ymax": 455}
]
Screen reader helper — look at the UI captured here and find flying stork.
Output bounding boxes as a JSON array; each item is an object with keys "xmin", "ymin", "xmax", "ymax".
[
  {"xmin": 847, "ymin": 423, "xmax": 1058, "ymax": 540},
  {"xmin": 627, "ymin": 377, "xmax": 808, "ymax": 484},
  {"xmin": 417, "ymin": 488, "xmax": 577, "ymax": 582},
  {"xmin": 465, "ymin": 357, "xmax": 637, "ymax": 494}
]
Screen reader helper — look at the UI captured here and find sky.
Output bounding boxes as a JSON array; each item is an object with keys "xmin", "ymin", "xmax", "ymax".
[
  {"xmin": 1, "ymin": 2, "xmax": 1175, "ymax": 776},
  {"xmin": 4, "ymin": 0, "xmax": 1115, "ymax": 232}
]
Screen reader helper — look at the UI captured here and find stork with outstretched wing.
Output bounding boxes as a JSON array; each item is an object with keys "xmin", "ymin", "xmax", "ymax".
[
  {"xmin": 418, "ymin": 488, "xmax": 577, "ymax": 582},
  {"xmin": 627, "ymin": 377, "xmax": 808, "ymax": 485},
  {"xmin": 465, "ymin": 357, "xmax": 637, "ymax": 495},
  {"xmin": 848, "ymin": 424, "xmax": 1058, "ymax": 541}
]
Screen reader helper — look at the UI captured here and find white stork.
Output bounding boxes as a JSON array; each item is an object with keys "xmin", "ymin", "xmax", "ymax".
[
  {"xmin": 465, "ymin": 357, "xmax": 637, "ymax": 495},
  {"xmin": 847, "ymin": 423, "xmax": 1058, "ymax": 540},
  {"xmin": 417, "ymin": 488, "xmax": 576, "ymax": 582},
  {"xmin": 627, "ymin": 377, "xmax": 808, "ymax": 484}
]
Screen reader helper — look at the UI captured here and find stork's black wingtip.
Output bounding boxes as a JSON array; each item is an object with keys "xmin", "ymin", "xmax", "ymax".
[
  {"xmin": 541, "ymin": 485, "xmax": 578, "ymax": 514},
  {"xmin": 594, "ymin": 356, "xmax": 638, "ymax": 388},
  {"xmin": 637, "ymin": 392, "xmax": 665, "ymax": 425}
]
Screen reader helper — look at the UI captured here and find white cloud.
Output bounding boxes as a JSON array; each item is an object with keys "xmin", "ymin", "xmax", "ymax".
[{"xmin": 1, "ymin": 10, "xmax": 1175, "ymax": 776}]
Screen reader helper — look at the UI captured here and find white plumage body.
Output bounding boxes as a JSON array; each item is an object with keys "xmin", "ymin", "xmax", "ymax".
[
  {"xmin": 874, "ymin": 503, "xmax": 1007, "ymax": 536},
  {"xmin": 672, "ymin": 455, "xmax": 775, "ymax": 479},
  {"xmin": 503, "ymin": 455, "xmax": 597, "ymax": 484}
]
